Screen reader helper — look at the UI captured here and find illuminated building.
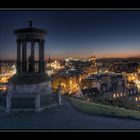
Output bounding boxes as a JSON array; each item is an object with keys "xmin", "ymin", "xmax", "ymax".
[
  {"xmin": 51, "ymin": 69, "xmax": 85, "ymax": 94},
  {"xmin": 64, "ymin": 56, "xmax": 97, "ymax": 74},
  {"xmin": 49, "ymin": 60, "xmax": 61, "ymax": 69},
  {"xmin": 88, "ymin": 55, "xmax": 96, "ymax": 67},
  {"xmin": 52, "ymin": 75, "xmax": 79, "ymax": 94},
  {"xmin": 0, "ymin": 84, "xmax": 8, "ymax": 94},
  {"xmin": 45, "ymin": 56, "xmax": 64, "ymax": 76},
  {"xmin": 81, "ymin": 73, "xmax": 126, "ymax": 94},
  {"xmin": 81, "ymin": 76, "xmax": 101, "ymax": 91},
  {"xmin": 0, "ymin": 63, "xmax": 16, "ymax": 83}
]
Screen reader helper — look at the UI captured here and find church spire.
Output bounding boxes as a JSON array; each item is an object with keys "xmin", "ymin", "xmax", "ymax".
[{"xmin": 48, "ymin": 55, "xmax": 51, "ymax": 63}]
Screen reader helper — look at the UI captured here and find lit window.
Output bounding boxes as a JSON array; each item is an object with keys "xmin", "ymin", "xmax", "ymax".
[
  {"xmin": 3, "ymin": 87, "xmax": 6, "ymax": 90},
  {"xmin": 135, "ymin": 97, "xmax": 138, "ymax": 101},
  {"xmin": 113, "ymin": 94, "xmax": 116, "ymax": 98},
  {"xmin": 69, "ymin": 80, "xmax": 72, "ymax": 85}
]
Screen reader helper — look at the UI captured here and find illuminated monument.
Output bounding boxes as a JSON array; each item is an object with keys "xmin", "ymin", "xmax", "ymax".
[{"xmin": 6, "ymin": 21, "xmax": 54, "ymax": 113}]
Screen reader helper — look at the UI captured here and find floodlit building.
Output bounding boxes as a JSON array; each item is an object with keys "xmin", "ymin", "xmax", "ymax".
[{"xmin": 51, "ymin": 69, "xmax": 86, "ymax": 94}]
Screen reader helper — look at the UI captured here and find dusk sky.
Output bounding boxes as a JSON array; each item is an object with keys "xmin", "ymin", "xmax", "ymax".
[{"xmin": 0, "ymin": 11, "xmax": 140, "ymax": 60}]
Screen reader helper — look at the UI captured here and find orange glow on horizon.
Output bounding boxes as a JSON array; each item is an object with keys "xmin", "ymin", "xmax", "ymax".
[
  {"xmin": 1, "ymin": 50, "xmax": 140, "ymax": 60},
  {"xmin": 50, "ymin": 52, "xmax": 140, "ymax": 59}
]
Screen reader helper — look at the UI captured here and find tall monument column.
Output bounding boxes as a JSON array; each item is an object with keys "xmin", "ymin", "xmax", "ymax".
[
  {"xmin": 16, "ymin": 40, "xmax": 21, "ymax": 73},
  {"xmin": 39, "ymin": 40, "xmax": 45, "ymax": 73},
  {"xmin": 31, "ymin": 41, "xmax": 35, "ymax": 72},
  {"xmin": 22, "ymin": 41, "xmax": 27, "ymax": 72}
]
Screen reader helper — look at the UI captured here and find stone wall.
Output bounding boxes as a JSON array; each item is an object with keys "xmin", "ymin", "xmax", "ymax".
[{"xmin": 10, "ymin": 81, "xmax": 51, "ymax": 94}]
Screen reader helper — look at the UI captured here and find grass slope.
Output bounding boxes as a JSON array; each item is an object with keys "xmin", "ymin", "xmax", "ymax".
[{"xmin": 67, "ymin": 97, "xmax": 140, "ymax": 120}]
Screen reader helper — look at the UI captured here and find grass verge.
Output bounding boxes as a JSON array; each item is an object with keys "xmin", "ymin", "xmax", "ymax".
[{"xmin": 66, "ymin": 97, "xmax": 140, "ymax": 120}]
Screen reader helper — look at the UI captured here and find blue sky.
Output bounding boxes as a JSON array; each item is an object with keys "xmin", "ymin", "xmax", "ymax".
[{"xmin": 0, "ymin": 11, "xmax": 140, "ymax": 60}]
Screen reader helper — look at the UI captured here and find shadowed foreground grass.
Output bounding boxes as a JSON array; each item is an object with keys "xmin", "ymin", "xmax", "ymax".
[{"xmin": 67, "ymin": 97, "xmax": 140, "ymax": 120}]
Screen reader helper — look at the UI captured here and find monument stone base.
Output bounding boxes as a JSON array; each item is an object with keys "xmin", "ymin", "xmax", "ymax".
[{"xmin": 0, "ymin": 73, "xmax": 58, "ymax": 113}]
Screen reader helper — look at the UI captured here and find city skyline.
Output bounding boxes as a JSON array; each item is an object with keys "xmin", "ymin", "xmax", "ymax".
[
  {"xmin": 0, "ymin": 11, "xmax": 140, "ymax": 59},
  {"xmin": 1, "ymin": 10, "xmax": 140, "ymax": 129}
]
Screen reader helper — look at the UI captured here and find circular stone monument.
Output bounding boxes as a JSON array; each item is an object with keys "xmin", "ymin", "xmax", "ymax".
[{"xmin": 6, "ymin": 21, "xmax": 52, "ymax": 113}]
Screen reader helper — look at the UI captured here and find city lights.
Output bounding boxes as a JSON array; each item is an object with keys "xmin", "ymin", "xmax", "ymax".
[
  {"xmin": 113, "ymin": 92, "xmax": 126, "ymax": 98},
  {"xmin": 113, "ymin": 94, "xmax": 116, "ymax": 98},
  {"xmin": 0, "ymin": 64, "xmax": 16, "ymax": 94},
  {"xmin": 2, "ymin": 11, "xmax": 140, "ymax": 129}
]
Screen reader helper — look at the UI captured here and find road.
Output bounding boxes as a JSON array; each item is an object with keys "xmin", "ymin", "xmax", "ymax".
[{"xmin": 0, "ymin": 98, "xmax": 140, "ymax": 130}]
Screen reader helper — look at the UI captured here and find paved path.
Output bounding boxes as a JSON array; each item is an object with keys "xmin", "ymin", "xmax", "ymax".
[{"xmin": 0, "ymin": 98, "xmax": 140, "ymax": 129}]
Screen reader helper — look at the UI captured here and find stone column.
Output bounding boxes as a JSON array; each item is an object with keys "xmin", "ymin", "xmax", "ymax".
[
  {"xmin": 16, "ymin": 40, "xmax": 21, "ymax": 73},
  {"xmin": 39, "ymin": 40, "xmax": 45, "ymax": 73},
  {"xmin": 22, "ymin": 41, "xmax": 27, "ymax": 72},
  {"xmin": 42, "ymin": 40, "xmax": 45, "ymax": 72},
  {"xmin": 35, "ymin": 94, "xmax": 41, "ymax": 112},
  {"xmin": 39, "ymin": 41, "xmax": 41, "ymax": 73},
  {"xmin": 6, "ymin": 94, "xmax": 11, "ymax": 113},
  {"xmin": 31, "ymin": 41, "xmax": 35, "ymax": 72}
]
